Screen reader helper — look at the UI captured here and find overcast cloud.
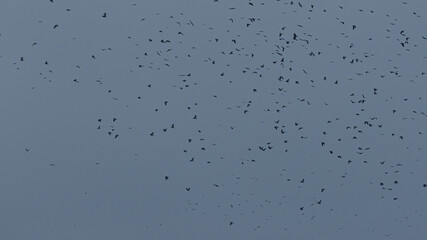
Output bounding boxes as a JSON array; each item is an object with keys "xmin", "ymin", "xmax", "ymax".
[{"xmin": 0, "ymin": 0, "xmax": 426, "ymax": 239}]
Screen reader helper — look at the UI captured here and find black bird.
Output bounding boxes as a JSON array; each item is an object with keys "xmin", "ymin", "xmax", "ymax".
[{"xmin": 102, "ymin": 13, "xmax": 107, "ymax": 18}]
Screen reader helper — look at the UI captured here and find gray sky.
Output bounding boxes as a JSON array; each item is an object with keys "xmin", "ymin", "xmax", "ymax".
[{"xmin": 0, "ymin": 0, "xmax": 426, "ymax": 239}]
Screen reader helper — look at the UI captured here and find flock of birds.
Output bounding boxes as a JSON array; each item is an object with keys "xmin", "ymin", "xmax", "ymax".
[{"xmin": 1, "ymin": 0, "xmax": 426, "ymax": 239}]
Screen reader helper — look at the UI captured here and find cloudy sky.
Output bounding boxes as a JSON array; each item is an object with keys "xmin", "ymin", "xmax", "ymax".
[{"xmin": 0, "ymin": 0, "xmax": 426, "ymax": 239}]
